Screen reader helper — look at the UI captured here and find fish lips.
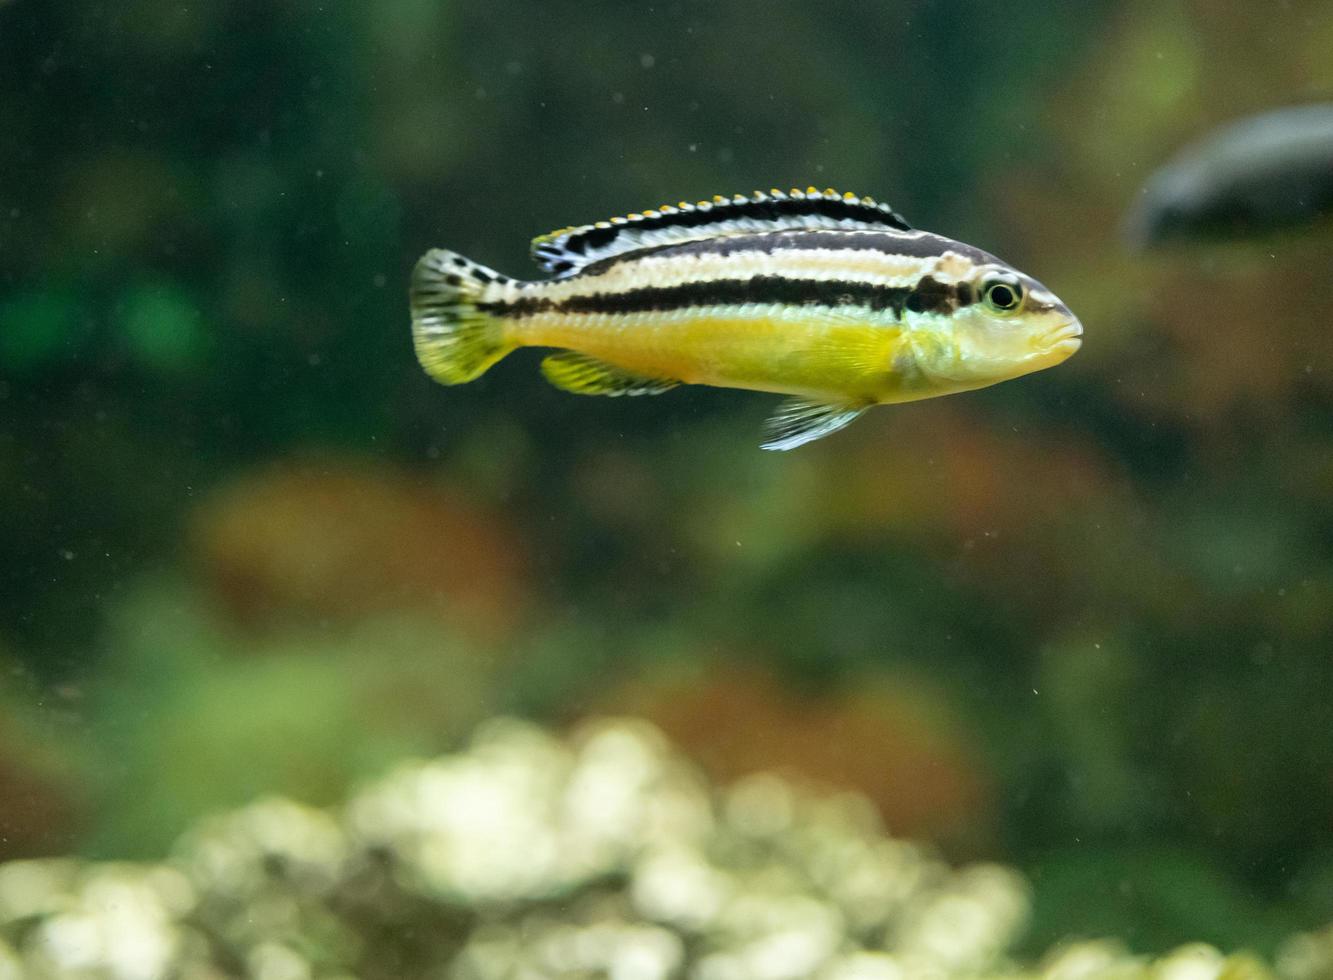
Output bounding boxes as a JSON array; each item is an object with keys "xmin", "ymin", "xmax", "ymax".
[{"xmin": 1039, "ymin": 318, "xmax": 1084, "ymax": 358}]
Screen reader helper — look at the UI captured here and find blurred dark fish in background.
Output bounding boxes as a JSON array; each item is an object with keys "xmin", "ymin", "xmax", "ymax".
[{"xmin": 1123, "ymin": 103, "xmax": 1333, "ymax": 247}]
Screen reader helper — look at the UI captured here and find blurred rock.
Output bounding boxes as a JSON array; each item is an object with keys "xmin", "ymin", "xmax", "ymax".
[
  {"xmin": 0, "ymin": 671, "xmax": 84, "ymax": 863},
  {"xmin": 798, "ymin": 406, "xmax": 1190, "ymax": 626},
  {"xmin": 191, "ymin": 460, "xmax": 528, "ymax": 642},
  {"xmin": 0, "ymin": 717, "xmax": 1313, "ymax": 979},
  {"xmin": 602, "ymin": 665, "xmax": 991, "ymax": 850},
  {"xmin": 0, "ymin": 749, "xmax": 79, "ymax": 863},
  {"xmin": 1279, "ymin": 923, "xmax": 1333, "ymax": 980},
  {"xmin": 816, "ymin": 405, "xmax": 1111, "ymax": 542}
]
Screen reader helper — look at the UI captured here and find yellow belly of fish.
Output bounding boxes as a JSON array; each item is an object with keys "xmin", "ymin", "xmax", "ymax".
[{"xmin": 513, "ymin": 310, "xmax": 909, "ymax": 403}]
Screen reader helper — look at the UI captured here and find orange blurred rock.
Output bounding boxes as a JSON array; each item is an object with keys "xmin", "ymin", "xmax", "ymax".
[
  {"xmin": 0, "ymin": 681, "xmax": 83, "ymax": 860},
  {"xmin": 0, "ymin": 752, "xmax": 79, "ymax": 860},
  {"xmin": 602, "ymin": 664, "xmax": 992, "ymax": 851},
  {"xmin": 1140, "ymin": 254, "xmax": 1333, "ymax": 421},
  {"xmin": 191, "ymin": 460, "xmax": 527, "ymax": 641},
  {"xmin": 826, "ymin": 404, "xmax": 1110, "ymax": 541},
  {"xmin": 782, "ymin": 405, "xmax": 1198, "ymax": 622}
]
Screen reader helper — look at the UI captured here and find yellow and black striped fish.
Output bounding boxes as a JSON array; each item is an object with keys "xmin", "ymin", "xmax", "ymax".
[{"xmin": 410, "ymin": 188, "xmax": 1082, "ymax": 450}]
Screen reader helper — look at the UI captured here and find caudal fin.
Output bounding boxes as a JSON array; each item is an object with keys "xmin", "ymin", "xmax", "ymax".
[{"xmin": 410, "ymin": 249, "xmax": 515, "ymax": 384}]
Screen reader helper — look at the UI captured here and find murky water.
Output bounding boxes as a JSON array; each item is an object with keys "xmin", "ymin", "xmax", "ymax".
[{"xmin": 1, "ymin": 2, "xmax": 1331, "ymax": 976}]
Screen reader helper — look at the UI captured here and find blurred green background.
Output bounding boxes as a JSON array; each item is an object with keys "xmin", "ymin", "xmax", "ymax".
[{"xmin": 1, "ymin": 0, "xmax": 1331, "ymax": 959}]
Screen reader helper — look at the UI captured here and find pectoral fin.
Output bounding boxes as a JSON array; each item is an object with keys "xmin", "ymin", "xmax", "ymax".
[
  {"xmin": 761, "ymin": 397, "xmax": 868, "ymax": 451},
  {"xmin": 540, "ymin": 352, "xmax": 679, "ymax": 397}
]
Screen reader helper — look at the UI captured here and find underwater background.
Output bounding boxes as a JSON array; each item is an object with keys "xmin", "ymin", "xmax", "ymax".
[{"xmin": 2, "ymin": 1, "xmax": 1332, "ymax": 976}]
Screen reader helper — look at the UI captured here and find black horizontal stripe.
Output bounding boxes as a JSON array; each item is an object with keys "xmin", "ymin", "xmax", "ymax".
[
  {"xmin": 480, "ymin": 275, "xmax": 970, "ymax": 320},
  {"xmin": 579, "ymin": 229, "xmax": 996, "ymax": 276}
]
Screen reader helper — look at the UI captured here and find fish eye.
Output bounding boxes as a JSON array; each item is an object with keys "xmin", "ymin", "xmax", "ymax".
[{"xmin": 981, "ymin": 277, "xmax": 1025, "ymax": 315}]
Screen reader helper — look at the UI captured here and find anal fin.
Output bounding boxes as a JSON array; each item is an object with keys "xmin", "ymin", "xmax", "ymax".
[
  {"xmin": 540, "ymin": 352, "xmax": 679, "ymax": 397},
  {"xmin": 761, "ymin": 397, "xmax": 868, "ymax": 451}
]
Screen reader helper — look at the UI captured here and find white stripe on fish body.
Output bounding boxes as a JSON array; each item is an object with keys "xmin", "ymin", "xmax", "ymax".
[
  {"xmin": 522, "ymin": 248, "xmax": 944, "ymax": 304},
  {"xmin": 500, "ymin": 238, "xmax": 991, "ymax": 315}
]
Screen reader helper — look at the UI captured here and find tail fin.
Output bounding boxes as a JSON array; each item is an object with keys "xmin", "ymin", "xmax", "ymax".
[{"xmin": 410, "ymin": 249, "xmax": 515, "ymax": 384}]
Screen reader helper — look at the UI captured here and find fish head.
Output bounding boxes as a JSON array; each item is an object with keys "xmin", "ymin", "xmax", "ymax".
[{"xmin": 911, "ymin": 261, "xmax": 1082, "ymax": 388}]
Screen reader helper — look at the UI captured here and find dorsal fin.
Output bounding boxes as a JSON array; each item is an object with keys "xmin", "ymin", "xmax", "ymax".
[{"xmin": 530, "ymin": 187, "xmax": 913, "ymax": 278}]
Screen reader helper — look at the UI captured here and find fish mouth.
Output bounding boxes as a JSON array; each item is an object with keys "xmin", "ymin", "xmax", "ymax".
[{"xmin": 1041, "ymin": 318, "xmax": 1083, "ymax": 356}]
